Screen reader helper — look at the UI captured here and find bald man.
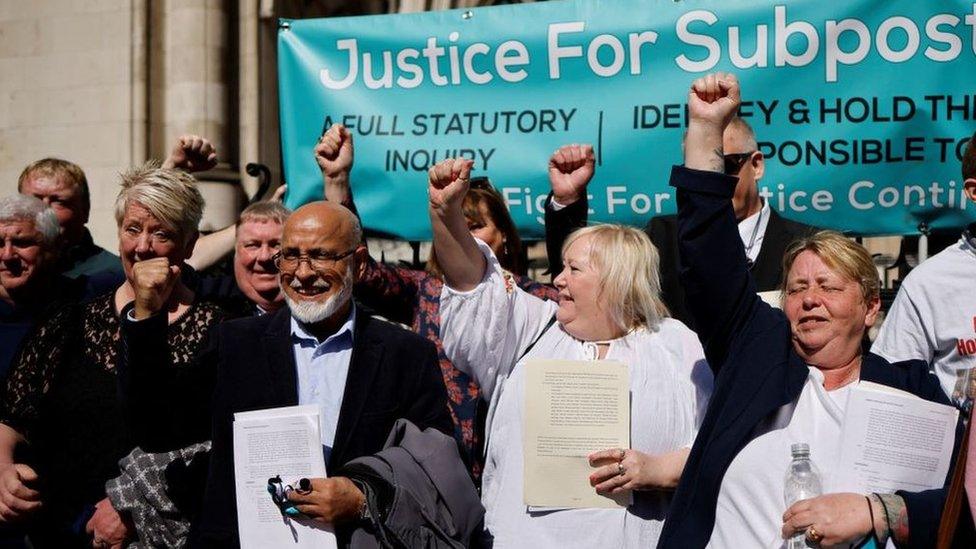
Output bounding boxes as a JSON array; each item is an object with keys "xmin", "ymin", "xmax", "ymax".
[
  {"xmin": 183, "ymin": 201, "xmax": 453, "ymax": 548},
  {"xmin": 644, "ymin": 117, "xmax": 818, "ymax": 328}
]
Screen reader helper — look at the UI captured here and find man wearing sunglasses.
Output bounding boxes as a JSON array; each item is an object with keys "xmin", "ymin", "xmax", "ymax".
[{"xmin": 644, "ymin": 117, "xmax": 818, "ymax": 329}]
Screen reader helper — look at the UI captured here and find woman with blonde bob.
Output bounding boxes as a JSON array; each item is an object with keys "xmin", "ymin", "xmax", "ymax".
[
  {"xmin": 0, "ymin": 163, "xmax": 228, "ymax": 548},
  {"xmin": 429, "ymin": 158, "xmax": 713, "ymax": 548}
]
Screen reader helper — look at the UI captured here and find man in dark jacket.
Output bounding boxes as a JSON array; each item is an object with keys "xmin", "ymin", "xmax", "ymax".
[
  {"xmin": 644, "ymin": 116, "xmax": 817, "ymax": 328},
  {"xmin": 175, "ymin": 201, "xmax": 455, "ymax": 548}
]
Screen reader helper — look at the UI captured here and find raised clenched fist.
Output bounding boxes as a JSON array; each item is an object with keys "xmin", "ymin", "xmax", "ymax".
[
  {"xmin": 427, "ymin": 158, "xmax": 474, "ymax": 214},
  {"xmin": 687, "ymin": 72, "xmax": 741, "ymax": 132},
  {"xmin": 163, "ymin": 135, "xmax": 218, "ymax": 173},
  {"xmin": 548, "ymin": 143, "xmax": 595, "ymax": 204},
  {"xmin": 131, "ymin": 257, "xmax": 181, "ymax": 319},
  {"xmin": 315, "ymin": 124, "xmax": 354, "ymax": 178}
]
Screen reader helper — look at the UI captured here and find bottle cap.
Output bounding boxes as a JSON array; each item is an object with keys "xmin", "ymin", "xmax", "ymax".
[{"xmin": 791, "ymin": 443, "xmax": 810, "ymax": 457}]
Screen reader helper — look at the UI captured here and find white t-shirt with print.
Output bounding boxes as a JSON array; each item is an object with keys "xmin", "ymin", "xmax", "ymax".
[{"xmin": 872, "ymin": 235, "xmax": 976, "ymax": 404}]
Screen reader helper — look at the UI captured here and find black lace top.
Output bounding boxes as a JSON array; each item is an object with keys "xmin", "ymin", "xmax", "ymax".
[{"xmin": 0, "ymin": 292, "xmax": 226, "ymax": 544}]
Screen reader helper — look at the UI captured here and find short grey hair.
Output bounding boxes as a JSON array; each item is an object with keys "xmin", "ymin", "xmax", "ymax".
[
  {"xmin": 727, "ymin": 116, "xmax": 758, "ymax": 150},
  {"xmin": 114, "ymin": 162, "xmax": 205, "ymax": 246},
  {"xmin": 238, "ymin": 200, "xmax": 291, "ymax": 227},
  {"xmin": 0, "ymin": 194, "xmax": 60, "ymax": 246}
]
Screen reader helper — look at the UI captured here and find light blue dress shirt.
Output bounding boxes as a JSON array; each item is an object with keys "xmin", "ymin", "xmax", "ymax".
[{"xmin": 290, "ymin": 306, "xmax": 356, "ymax": 465}]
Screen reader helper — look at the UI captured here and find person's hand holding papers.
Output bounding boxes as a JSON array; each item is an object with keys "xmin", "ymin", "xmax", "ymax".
[
  {"xmin": 286, "ymin": 477, "xmax": 366, "ymax": 525},
  {"xmin": 588, "ymin": 447, "xmax": 690, "ymax": 495}
]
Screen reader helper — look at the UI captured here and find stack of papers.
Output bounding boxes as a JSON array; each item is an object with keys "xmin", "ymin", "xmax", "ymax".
[
  {"xmin": 233, "ymin": 405, "xmax": 337, "ymax": 548},
  {"xmin": 523, "ymin": 359, "xmax": 631, "ymax": 510},
  {"xmin": 833, "ymin": 382, "xmax": 959, "ymax": 494}
]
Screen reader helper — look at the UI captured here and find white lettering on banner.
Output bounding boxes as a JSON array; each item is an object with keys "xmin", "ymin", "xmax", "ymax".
[
  {"xmin": 462, "ymin": 43, "xmax": 492, "ymax": 84},
  {"xmin": 876, "ymin": 17, "xmax": 922, "ymax": 63},
  {"xmin": 547, "ymin": 22, "xmax": 658, "ymax": 79},
  {"xmin": 925, "ymin": 15, "xmax": 963, "ymax": 62},
  {"xmin": 278, "ymin": 3, "xmax": 976, "ymax": 241},
  {"xmin": 825, "ymin": 19, "xmax": 871, "ymax": 83},
  {"xmin": 493, "ymin": 181, "xmax": 968, "ymax": 220},
  {"xmin": 497, "ymin": 40, "xmax": 530, "ymax": 82},
  {"xmin": 847, "ymin": 180, "xmax": 971, "ymax": 211},
  {"xmin": 674, "ymin": 4, "xmax": 976, "ymax": 83},
  {"xmin": 775, "ymin": 6, "xmax": 820, "ymax": 68},
  {"xmin": 729, "ymin": 23, "xmax": 768, "ymax": 69},
  {"xmin": 478, "ymin": 180, "xmax": 966, "ymax": 221},
  {"xmin": 502, "ymin": 187, "xmax": 555, "ymax": 226},
  {"xmin": 320, "ymin": 34, "xmax": 532, "ymax": 89},
  {"xmin": 605, "ymin": 187, "xmax": 672, "ymax": 216},
  {"xmin": 675, "ymin": 10, "xmax": 720, "ymax": 72},
  {"xmin": 316, "ymin": 4, "xmax": 976, "ymax": 90},
  {"xmin": 588, "ymin": 34, "xmax": 626, "ymax": 77},
  {"xmin": 320, "ymin": 39, "xmax": 359, "ymax": 89},
  {"xmin": 396, "ymin": 48, "xmax": 423, "ymax": 88},
  {"xmin": 548, "ymin": 21, "xmax": 585, "ymax": 78}
]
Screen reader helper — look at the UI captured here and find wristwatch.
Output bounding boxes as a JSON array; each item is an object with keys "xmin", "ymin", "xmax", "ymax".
[{"xmin": 350, "ymin": 479, "xmax": 373, "ymax": 523}]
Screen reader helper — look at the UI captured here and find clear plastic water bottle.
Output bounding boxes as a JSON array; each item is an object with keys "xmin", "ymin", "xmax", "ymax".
[{"xmin": 783, "ymin": 443, "xmax": 823, "ymax": 549}]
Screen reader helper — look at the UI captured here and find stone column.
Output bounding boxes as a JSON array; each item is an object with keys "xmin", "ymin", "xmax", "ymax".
[{"xmin": 149, "ymin": 0, "xmax": 243, "ymax": 231}]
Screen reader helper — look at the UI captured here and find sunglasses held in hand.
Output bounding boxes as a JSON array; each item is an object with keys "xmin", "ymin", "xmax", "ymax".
[{"xmin": 267, "ymin": 475, "xmax": 311, "ymax": 517}]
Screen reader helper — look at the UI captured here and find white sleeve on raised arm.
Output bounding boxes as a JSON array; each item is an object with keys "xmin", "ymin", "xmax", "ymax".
[{"xmin": 440, "ymin": 239, "xmax": 557, "ymax": 400}]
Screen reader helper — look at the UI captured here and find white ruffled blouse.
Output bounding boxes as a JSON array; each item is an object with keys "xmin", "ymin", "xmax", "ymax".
[{"xmin": 440, "ymin": 241, "xmax": 713, "ymax": 548}]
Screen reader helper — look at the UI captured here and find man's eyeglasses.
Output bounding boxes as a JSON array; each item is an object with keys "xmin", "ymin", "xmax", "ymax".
[
  {"xmin": 723, "ymin": 151, "xmax": 755, "ymax": 175},
  {"xmin": 273, "ymin": 247, "xmax": 357, "ymax": 271}
]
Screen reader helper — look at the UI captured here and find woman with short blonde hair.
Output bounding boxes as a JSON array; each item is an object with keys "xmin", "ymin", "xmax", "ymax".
[
  {"xmin": 562, "ymin": 224, "xmax": 669, "ymax": 333},
  {"xmin": 0, "ymin": 163, "xmax": 228, "ymax": 547},
  {"xmin": 658, "ymin": 72, "xmax": 956, "ymax": 549},
  {"xmin": 430, "ymin": 158, "xmax": 712, "ymax": 548},
  {"xmin": 114, "ymin": 162, "xmax": 205, "ymax": 247},
  {"xmin": 781, "ymin": 230, "xmax": 881, "ymax": 303}
]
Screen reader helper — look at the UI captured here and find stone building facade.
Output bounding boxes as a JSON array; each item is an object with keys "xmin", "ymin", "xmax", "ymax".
[
  {"xmin": 0, "ymin": 0, "xmax": 902, "ymax": 276},
  {"xmin": 0, "ymin": 0, "xmax": 517, "ymax": 245}
]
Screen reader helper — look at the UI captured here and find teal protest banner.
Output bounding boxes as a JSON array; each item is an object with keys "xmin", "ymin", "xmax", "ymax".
[{"xmin": 278, "ymin": 0, "xmax": 976, "ymax": 239}]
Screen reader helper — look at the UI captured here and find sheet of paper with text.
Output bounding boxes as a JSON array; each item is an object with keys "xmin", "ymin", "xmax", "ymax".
[
  {"xmin": 523, "ymin": 359, "xmax": 630, "ymax": 509},
  {"xmin": 233, "ymin": 405, "xmax": 337, "ymax": 549},
  {"xmin": 832, "ymin": 382, "xmax": 958, "ymax": 495}
]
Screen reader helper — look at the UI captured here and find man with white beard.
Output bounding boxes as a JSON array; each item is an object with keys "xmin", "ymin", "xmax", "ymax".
[{"xmin": 188, "ymin": 201, "xmax": 455, "ymax": 548}]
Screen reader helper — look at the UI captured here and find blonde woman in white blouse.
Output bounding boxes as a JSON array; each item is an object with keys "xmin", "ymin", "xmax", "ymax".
[{"xmin": 427, "ymin": 158, "xmax": 713, "ymax": 548}]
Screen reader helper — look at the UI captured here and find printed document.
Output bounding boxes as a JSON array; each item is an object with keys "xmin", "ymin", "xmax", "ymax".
[
  {"xmin": 523, "ymin": 359, "xmax": 630, "ymax": 509},
  {"xmin": 233, "ymin": 405, "xmax": 337, "ymax": 548},
  {"xmin": 833, "ymin": 382, "xmax": 958, "ymax": 494}
]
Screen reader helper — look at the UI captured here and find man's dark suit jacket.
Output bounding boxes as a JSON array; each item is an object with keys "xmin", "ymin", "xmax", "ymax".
[
  {"xmin": 656, "ymin": 166, "xmax": 961, "ymax": 549},
  {"xmin": 166, "ymin": 307, "xmax": 455, "ymax": 548},
  {"xmin": 644, "ymin": 208, "xmax": 817, "ymax": 329}
]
